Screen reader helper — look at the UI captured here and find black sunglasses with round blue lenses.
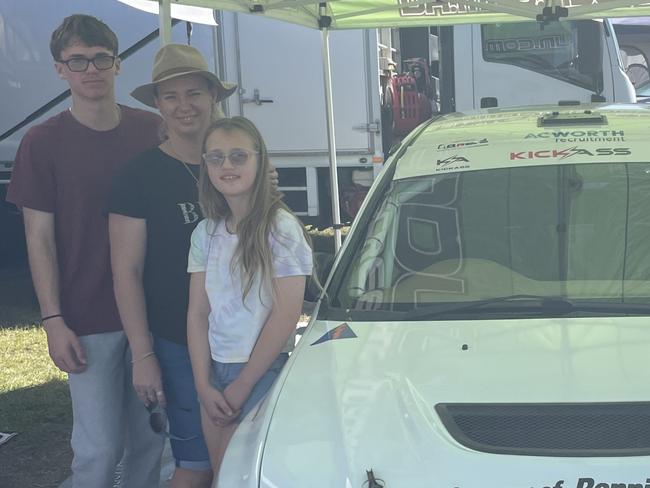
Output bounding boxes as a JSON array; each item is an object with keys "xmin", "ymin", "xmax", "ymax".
[
  {"xmin": 146, "ymin": 403, "xmax": 197, "ymax": 442},
  {"xmin": 202, "ymin": 149, "xmax": 259, "ymax": 167},
  {"xmin": 57, "ymin": 55, "xmax": 116, "ymax": 72}
]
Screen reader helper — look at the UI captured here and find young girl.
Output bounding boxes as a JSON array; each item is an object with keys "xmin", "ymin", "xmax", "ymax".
[{"xmin": 186, "ymin": 117, "xmax": 313, "ymax": 475}]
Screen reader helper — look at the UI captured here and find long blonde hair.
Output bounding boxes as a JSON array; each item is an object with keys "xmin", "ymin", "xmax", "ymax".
[{"xmin": 199, "ymin": 116, "xmax": 311, "ymax": 301}]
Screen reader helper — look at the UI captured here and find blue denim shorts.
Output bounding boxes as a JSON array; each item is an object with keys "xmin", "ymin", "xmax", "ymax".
[
  {"xmin": 210, "ymin": 353, "xmax": 288, "ymax": 421},
  {"xmin": 153, "ymin": 335, "xmax": 211, "ymax": 471}
]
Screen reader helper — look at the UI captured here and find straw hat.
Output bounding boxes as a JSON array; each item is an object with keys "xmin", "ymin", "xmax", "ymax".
[{"xmin": 131, "ymin": 43, "xmax": 237, "ymax": 108}]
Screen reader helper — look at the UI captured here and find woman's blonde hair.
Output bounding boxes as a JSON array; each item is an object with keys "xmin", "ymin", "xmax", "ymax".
[{"xmin": 199, "ymin": 116, "xmax": 311, "ymax": 301}]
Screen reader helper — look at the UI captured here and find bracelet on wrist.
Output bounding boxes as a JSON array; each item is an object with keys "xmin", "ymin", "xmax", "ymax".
[
  {"xmin": 131, "ymin": 351, "xmax": 156, "ymax": 364},
  {"xmin": 41, "ymin": 313, "xmax": 63, "ymax": 323}
]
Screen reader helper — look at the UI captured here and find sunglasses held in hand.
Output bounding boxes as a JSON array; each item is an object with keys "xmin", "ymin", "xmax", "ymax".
[{"xmin": 146, "ymin": 403, "xmax": 198, "ymax": 442}]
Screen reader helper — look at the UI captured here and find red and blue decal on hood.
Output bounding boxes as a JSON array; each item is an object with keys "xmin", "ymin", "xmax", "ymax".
[{"xmin": 311, "ymin": 323, "xmax": 357, "ymax": 346}]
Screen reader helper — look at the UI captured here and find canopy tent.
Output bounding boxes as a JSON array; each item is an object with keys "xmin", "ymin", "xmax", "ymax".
[
  {"xmin": 119, "ymin": 0, "xmax": 650, "ymax": 250},
  {"xmin": 116, "ymin": 0, "xmax": 218, "ymax": 25},
  {"xmin": 123, "ymin": 0, "xmax": 650, "ymax": 30}
]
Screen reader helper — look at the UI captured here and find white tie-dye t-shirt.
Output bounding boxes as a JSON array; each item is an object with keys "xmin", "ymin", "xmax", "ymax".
[{"xmin": 188, "ymin": 209, "xmax": 313, "ymax": 363}]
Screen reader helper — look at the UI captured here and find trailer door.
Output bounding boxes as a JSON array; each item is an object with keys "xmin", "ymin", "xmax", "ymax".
[{"xmin": 231, "ymin": 14, "xmax": 379, "ymax": 156}]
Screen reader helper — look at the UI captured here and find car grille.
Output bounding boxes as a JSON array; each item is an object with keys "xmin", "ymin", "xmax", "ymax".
[{"xmin": 435, "ymin": 402, "xmax": 650, "ymax": 456}]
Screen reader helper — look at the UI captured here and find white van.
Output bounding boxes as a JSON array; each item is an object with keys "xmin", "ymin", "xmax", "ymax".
[{"xmin": 218, "ymin": 103, "xmax": 650, "ymax": 487}]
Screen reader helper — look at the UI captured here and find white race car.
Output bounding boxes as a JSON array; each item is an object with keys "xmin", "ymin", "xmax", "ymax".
[{"xmin": 218, "ymin": 104, "xmax": 650, "ymax": 488}]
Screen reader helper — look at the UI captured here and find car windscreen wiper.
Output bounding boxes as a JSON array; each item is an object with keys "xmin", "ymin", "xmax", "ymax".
[
  {"xmin": 400, "ymin": 294, "xmax": 570, "ymax": 320},
  {"xmin": 398, "ymin": 295, "xmax": 650, "ymax": 320},
  {"xmin": 320, "ymin": 294, "xmax": 650, "ymax": 322}
]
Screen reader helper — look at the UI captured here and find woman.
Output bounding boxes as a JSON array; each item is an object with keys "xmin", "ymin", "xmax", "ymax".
[{"xmin": 108, "ymin": 43, "xmax": 236, "ymax": 487}]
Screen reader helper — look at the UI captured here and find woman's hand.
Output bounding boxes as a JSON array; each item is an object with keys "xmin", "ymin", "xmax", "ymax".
[
  {"xmin": 198, "ymin": 385, "xmax": 239, "ymax": 426},
  {"xmin": 132, "ymin": 355, "xmax": 166, "ymax": 407}
]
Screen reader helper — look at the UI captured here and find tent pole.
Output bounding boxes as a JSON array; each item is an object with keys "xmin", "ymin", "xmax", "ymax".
[
  {"xmin": 321, "ymin": 28, "xmax": 342, "ymax": 252},
  {"xmin": 159, "ymin": 0, "xmax": 172, "ymax": 45}
]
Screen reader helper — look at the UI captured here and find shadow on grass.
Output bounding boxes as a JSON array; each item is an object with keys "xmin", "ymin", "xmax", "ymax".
[
  {"xmin": 0, "ymin": 380, "xmax": 72, "ymax": 488},
  {"xmin": 0, "ymin": 261, "xmax": 39, "ymax": 328},
  {"xmin": 0, "ymin": 379, "xmax": 71, "ymax": 431}
]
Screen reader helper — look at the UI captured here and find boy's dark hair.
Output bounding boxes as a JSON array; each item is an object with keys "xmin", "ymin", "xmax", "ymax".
[{"xmin": 50, "ymin": 14, "xmax": 118, "ymax": 60}]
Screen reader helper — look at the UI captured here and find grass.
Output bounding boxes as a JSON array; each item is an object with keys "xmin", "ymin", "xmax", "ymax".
[
  {"xmin": 0, "ymin": 325, "xmax": 73, "ymax": 488},
  {"xmin": 0, "ymin": 326, "xmax": 69, "ymax": 421}
]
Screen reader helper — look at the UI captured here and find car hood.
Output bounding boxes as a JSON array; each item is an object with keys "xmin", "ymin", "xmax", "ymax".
[{"xmin": 259, "ymin": 317, "xmax": 650, "ymax": 487}]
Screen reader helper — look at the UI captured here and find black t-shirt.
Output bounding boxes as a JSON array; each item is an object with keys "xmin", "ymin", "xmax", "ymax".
[{"xmin": 108, "ymin": 147, "xmax": 202, "ymax": 345}]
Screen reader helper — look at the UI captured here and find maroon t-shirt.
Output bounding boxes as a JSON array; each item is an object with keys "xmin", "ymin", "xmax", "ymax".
[{"xmin": 7, "ymin": 106, "xmax": 161, "ymax": 336}]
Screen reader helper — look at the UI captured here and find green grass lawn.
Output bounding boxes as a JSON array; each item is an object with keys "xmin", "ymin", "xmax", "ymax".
[
  {"xmin": 0, "ymin": 325, "xmax": 69, "ymax": 424},
  {"xmin": 0, "ymin": 325, "xmax": 73, "ymax": 488}
]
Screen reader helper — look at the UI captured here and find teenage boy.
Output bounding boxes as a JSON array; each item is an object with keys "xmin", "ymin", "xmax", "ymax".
[{"xmin": 7, "ymin": 14, "xmax": 163, "ymax": 487}]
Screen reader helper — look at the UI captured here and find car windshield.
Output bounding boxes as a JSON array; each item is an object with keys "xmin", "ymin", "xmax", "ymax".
[{"xmin": 327, "ymin": 162, "xmax": 650, "ymax": 320}]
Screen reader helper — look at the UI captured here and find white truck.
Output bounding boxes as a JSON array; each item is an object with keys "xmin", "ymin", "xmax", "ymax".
[
  {"xmin": 438, "ymin": 19, "xmax": 635, "ymax": 112},
  {"xmin": 213, "ymin": 16, "xmax": 635, "ymax": 224},
  {"xmin": 611, "ymin": 18, "xmax": 650, "ymax": 100},
  {"xmin": 214, "ymin": 10, "xmax": 384, "ymax": 226}
]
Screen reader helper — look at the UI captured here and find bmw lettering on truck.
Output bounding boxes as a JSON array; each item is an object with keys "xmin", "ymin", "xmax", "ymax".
[{"xmin": 216, "ymin": 104, "xmax": 650, "ymax": 488}]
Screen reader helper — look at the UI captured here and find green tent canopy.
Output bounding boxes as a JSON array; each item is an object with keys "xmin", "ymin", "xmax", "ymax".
[{"xmin": 134, "ymin": 0, "xmax": 650, "ymax": 29}]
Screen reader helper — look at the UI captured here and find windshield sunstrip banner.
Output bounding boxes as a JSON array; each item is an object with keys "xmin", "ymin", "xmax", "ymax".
[{"xmin": 394, "ymin": 142, "xmax": 644, "ymax": 180}]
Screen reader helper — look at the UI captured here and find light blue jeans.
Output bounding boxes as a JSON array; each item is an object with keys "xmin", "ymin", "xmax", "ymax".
[
  {"xmin": 210, "ymin": 353, "xmax": 289, "ymax": 421},
  {"xmin": 68, "ymin": 331, "xmax": 164, "ymax": 488}
]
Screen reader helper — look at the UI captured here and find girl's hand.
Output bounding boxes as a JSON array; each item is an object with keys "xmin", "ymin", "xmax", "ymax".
[
  {"xmin": 132, "ymin": 355, "xmax": 166, "ymax": 408},
  {"xmin": 223, "ymin": 378, "xmax": 254, "ymax": 413},
  {"xmin": 198, "ymin": 386, "xmax": 239, "ymax": 426}
]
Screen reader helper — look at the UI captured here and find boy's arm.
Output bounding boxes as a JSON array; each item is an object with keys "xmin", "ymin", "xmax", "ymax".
[{"xmin": 23, "ymin": 207, "xmax": 86, "ymax": 373}]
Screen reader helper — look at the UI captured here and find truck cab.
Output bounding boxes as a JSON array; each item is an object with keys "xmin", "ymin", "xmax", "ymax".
[{"xmin": 439, "ymin": 19, "xmax": 635, "ymax": 112}]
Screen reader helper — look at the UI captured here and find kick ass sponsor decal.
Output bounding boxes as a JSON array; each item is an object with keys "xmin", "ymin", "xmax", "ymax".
[{"xmin": 510, "ymin": 147, "xmax": 631, "ymax": 160}]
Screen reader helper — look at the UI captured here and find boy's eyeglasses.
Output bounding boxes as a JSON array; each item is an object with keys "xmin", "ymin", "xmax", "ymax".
[
  {"xmin": 146, "ymin": 403, "xmax": 198, "ymax": 442},
  {"xmin": 57, "ymin": 55, "xmax": 116, "ymax": 72},
  {"xmin": 202, "ymin": 149, "xmax": 258, "ymax": 167}
]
